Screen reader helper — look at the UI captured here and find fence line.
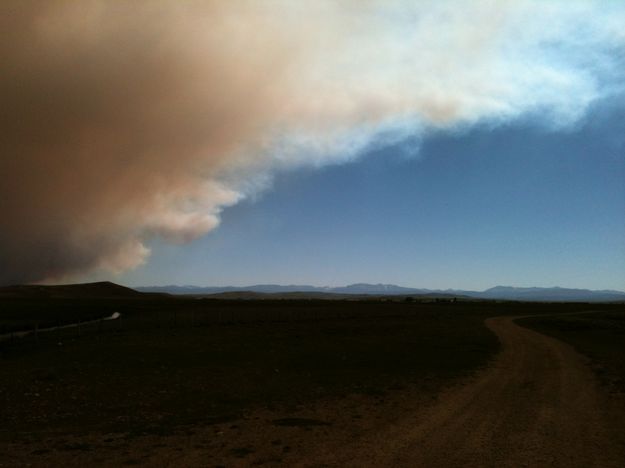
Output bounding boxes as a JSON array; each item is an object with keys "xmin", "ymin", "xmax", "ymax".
[{"xmin": 0, "ymin": 312, "xmax": 121, "ymax": 344}]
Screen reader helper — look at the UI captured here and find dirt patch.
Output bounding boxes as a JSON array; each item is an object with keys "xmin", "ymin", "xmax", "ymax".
[{"xmin": 272, "ymin": 418, "xmax": 331, "ymax": 427}]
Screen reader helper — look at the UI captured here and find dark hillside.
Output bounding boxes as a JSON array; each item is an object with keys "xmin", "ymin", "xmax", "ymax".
[{"xmin": 0, "ymin": 281, "xmax": 142, "ymax": 299}]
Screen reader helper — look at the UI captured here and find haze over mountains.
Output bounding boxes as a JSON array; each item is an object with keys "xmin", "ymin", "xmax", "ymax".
[
  {"xmin": 2, "ymin": 281, "xmax": 622, "ymax": 302},
  {"xmin": 137, "ymin": 284, "xmax": 625, "ymax": 302}
]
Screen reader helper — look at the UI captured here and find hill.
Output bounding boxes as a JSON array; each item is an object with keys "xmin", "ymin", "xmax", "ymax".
[{"xmin": 0, "ymin": 281, "xmax": 142, "ymax": 299}]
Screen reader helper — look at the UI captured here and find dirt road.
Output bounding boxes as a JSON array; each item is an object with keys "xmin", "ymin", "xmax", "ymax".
[{"xmin": 308, "ymin": 315, "xmax": 624, "ymax": 467}]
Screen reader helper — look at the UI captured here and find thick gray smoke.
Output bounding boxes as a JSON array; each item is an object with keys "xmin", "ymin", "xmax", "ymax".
[{"xmin": 1, "ymin": 0, "xmax": 623, "ymax": 284}]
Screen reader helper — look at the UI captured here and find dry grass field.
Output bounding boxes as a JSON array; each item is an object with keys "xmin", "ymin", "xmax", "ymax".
[{"xmin": 1, "ymin": 291, "xmax": 623, "ymax": 466}]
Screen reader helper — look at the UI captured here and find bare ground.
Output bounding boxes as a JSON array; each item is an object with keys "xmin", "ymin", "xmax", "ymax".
[
  {"xmin": 304, "ymin": 316, "xmax": 625, "ymax": 467},
  {"xmin": 3, "ymin": 315, "xmax": 624, "ymax": 467}
]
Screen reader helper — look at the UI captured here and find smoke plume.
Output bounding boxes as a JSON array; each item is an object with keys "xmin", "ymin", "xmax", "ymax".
[{"xmin": 1, "ymin": 0, "xmax": 623, "ymax": 284}]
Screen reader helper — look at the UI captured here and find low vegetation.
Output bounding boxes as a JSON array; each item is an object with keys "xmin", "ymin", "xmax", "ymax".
[
  {"xmin": 1, "ymin": 295, "xmax": 621, "ymax": 446},
  {"xmin": 518, "ymin": 311, "xmax": 625, "ymax": 393}
]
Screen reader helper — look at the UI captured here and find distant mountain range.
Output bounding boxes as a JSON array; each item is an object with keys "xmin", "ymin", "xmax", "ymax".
[{"xmin": 137, "ymin": 283, "xmax": 625, "ymax": 302}]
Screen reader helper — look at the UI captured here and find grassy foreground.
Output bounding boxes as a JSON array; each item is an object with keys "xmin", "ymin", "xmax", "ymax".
[
  {"xmin": 1, "ymin": 298, "xmax": 621, "ymax": 444},
  {"xmin": 517, "ymin": 310, "xmax": 625, "ymax": 393}
]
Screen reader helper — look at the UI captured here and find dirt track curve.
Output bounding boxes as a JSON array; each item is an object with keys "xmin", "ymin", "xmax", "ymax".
[{"xmin": 308, "ymin": 315, "xmax": 624, "ymax": 468}]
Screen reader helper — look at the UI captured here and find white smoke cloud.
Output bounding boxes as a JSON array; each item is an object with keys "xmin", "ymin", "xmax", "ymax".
[{"xmin": 1, "ymin": 0, "xmax": 624, "ymax": 284}]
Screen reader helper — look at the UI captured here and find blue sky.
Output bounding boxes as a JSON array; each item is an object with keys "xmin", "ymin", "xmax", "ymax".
[{"xmin": 118, "ymin": 100, "xmax": 625, "ymax": 290}]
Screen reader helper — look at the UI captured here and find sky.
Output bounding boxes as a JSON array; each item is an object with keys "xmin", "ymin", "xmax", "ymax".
[
  {"xmin": 117, "ymin": 101, "xmax": 625, "ymax": 290},
  {"xmin": 1, "ymin": 1, "xmax": 624, "ymax": 290}
]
